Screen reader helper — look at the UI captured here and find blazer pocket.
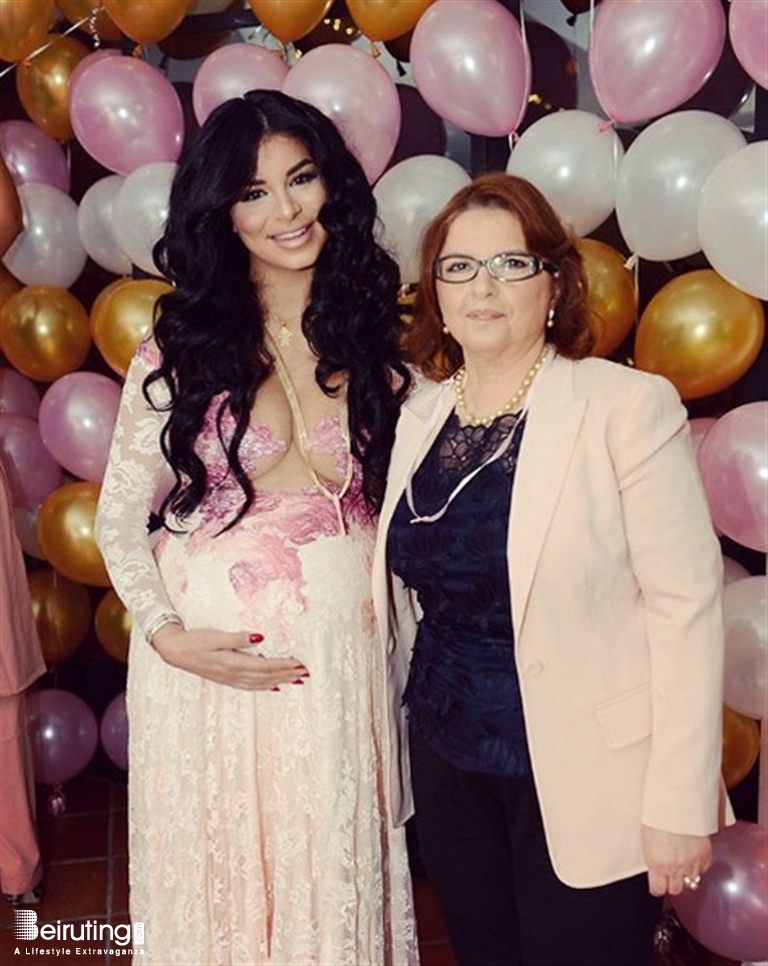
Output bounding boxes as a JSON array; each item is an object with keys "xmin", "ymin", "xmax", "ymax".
[{"xmin": 595, "ymin": 684, "xmax": 652, "ymax": 750}]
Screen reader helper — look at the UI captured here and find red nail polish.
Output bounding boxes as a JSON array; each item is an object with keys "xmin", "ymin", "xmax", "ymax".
[
  {"xmin": 270, "ymin": 686, "xmax": 280, "ymax": 692},
  {"xmin": 291, "ymin": 679, "xmax": 305, "ymax": 685},
  {"xmin": 249, "ymin": 633, "xmax": 264, "ymax": 643}
]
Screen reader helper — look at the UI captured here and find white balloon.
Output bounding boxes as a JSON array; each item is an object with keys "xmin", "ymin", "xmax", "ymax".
[
  {"xmin": 2, "ymin": 184, "xmax": 87, "ymax": 289},
  {"xmin": 616, "ymin": 111, "xmax": 746, "ymax": 262},
  {"xmin": 373, "ymin": 154, "xmax": 470, "ymax": 284},
  {"xmin": 723, "ymin": 576, "xmax": 768, "ymax": 720},
  {"xmin": 77, "ymin": 176, "xmax": 132, "ymax": 276},
  {"xmin": 112, "ymin": 162, "xmax": 176, "ymax": 277},
  {"xmin": 506, "ymin": 110, "xmax": 624, "ymax": 236},
  {"xmin": 698, "ymin": 141, "xmax": 768, "ymax": 300}
]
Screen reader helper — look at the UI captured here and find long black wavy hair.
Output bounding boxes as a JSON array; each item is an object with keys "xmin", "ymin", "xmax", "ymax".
[{"xmin": 146, "ymin": 89, "xmax": 411, "ymax": 530}]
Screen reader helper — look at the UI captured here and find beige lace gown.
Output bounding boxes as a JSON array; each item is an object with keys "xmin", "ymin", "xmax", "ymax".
[{"xmin": 96, "ymin": 342, "xmax": 418, "ymax": 965}]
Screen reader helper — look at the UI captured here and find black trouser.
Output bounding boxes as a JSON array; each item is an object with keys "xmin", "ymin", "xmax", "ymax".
[{"xmin": 409, "ymin": 729, "xmax": 662, "ymax": 966}]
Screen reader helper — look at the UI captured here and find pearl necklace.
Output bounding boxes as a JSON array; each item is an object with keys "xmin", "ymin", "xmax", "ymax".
[{"xmin": 453, "ymin": 346, "xmax": 550, "ymax": 427}]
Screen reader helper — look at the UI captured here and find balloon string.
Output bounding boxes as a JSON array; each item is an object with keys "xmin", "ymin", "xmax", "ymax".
[
  {"xmin": 0, "ymin": 15, "xmax": 93, "ymax": 79},
  {"xmin": 598, "ymin": 118, "xmax": 616, "ymax": 132}
]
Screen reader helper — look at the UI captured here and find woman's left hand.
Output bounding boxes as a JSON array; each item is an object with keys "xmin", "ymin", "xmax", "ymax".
[{"xmin": 641, "ymin": 825, "xmax": 712, "ymax": 896}]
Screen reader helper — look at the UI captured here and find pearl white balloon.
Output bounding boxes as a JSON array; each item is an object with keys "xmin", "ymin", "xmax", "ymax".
[
  {"xmin": 77, "ymin": 176, "xmax": 132, "ymax": 276},
  {"xmin": 112, "ymin": 162, "xmax": 176, "ymax": 277},
  {"xmin": 506, "ymin": 110, "xmax": 624, "ymax": 236}
]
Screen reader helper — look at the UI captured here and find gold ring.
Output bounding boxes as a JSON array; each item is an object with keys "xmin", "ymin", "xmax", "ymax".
[{"xmin": 683, "ymin": 874, "xmax": 701, "ymax": 890}]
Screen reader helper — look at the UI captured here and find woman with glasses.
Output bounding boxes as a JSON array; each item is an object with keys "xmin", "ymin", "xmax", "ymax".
[{"xmin": 372, "ymin": 173, "xmax": 728, "ymax": 965}]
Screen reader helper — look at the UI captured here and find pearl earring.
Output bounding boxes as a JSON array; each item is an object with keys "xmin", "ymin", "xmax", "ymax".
[
  {"xmin": 442, "ymin": 324, "xmax": 449, "ymax": 334},
  {"xmin": 546, "ymin": 306, "xmax": 556, "ymax": 329}
]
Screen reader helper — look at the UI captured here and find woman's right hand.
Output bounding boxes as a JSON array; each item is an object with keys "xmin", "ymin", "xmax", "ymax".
[{"xmin": 151, "ymin": 624, "xmax": 309, "ymax": 690}]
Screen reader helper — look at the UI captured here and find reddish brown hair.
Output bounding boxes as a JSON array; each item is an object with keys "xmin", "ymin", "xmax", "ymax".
[{"xmin": 404, "ymin": 173, "xmax": 594, "ymax": 379}]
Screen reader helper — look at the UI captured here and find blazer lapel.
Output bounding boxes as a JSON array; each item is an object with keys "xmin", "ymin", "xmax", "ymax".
[{"xmin": 508, "ymin": 356, "xmax": 586, "ymax": 643}]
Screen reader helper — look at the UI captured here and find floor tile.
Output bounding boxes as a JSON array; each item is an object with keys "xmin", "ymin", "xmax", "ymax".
[
  {"xmin": 109, "ymin": 856, "xmax": 128, "ymax": 917},
  {"xmin": 38, "ymin": 812, "xmax": 109, "ymax": 863}
]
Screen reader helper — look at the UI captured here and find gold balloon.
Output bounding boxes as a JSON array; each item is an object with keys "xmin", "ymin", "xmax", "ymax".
[
  {"xmin": 102, "ymin": 0, "xmax": 194, "ymax": 45},
  {"xmin": 722, "ymin": 705, "xmax": 760, "ymax": 790},
  {"xmin": 635, "ymin": 269, "xmax": 765, "ymax": 400},
  {"xmin": 347, "ymin": 0, "xmax": 435, "ymax": 42},
  {"xmin": 247, "ymin": 0, "xmax": 332, "ymax": 43},
  {"xmin": 28, "ymin": 567, "xmax": 93, "ymax": 666},
  {"xmin": 0, "ymin": 0, "xmax": 55, "ymax": 63},
  {"xmin": 0, "ymin": 285, "xmax": 91, "ymax": 382},
  {"xmin": 56, "ymin": 0, "xmax": 123, "ymax": 44},
  {"xmin": 0, "ymin": 265, "xmax": 22, "ymax": 309},
  {"xmin": 15, "ymin": 33, "xmax": 89, "ymax": 142},
  {"xmin": 37, "ymin": 482, "xmax": 111, "ymax": 587},
  {"xmin": 577, "ymin": 238, "xmax": 637, "ymax": 359},
  {"xmin": 91, "ymin": 278, "xmax": 172, "ymax": 378},
  {"xmin": 94, "ymin": 588, "xmax": 131, "ymax": 663}
]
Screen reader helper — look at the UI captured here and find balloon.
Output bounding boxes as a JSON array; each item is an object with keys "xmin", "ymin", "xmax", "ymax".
[
  {"xmin": 2, "ymin": 184, "xmax": 87, "ymax": 290},
  {"xmin": 69, "ymin": 55, "xmax": 184, "ymax": 175},
  {"xmin": 0, "ymin": 414, "xmax": 63, "ymax": 508},
  {"xmin": 722, "ymin": 555, "xmax": 750, "ymax": 585},
  {"xmin": 634, "ymin": 270, "xmax": 765, "ymax": 401},
  {"xmin": 588, "ymin": 0, "xmax": 726, "ymax": 124},
  {"xmin": 37, "ymin": 481, "xmax": 110, "ymax": 587},
  {"xmin": 102, "ymin": 0, "xmax": 193, "ymax": 45},
  {"xmin": 0, "ymin": 119, "xmax": 70, "ymax": 193},
  {"xmin": 56, "ymin": 0, "xmax": 123, "ymax": 44},
  {"xmin": 373, "ymin": 154, "xmax": 470, "ymax": 284},
  {"xmin": 672, "ymin": 821, "xmax": 768, "ymax": 963},
  {"xmin": 99, "ymin": 691, "xmax": 128, "ymax": 770},
  {"xmin": 721, "ymin": 705, "xmax": 760, "ymax": 789},
  {"xmin": 0, "ymin": 285, "xmax": 91, "ymax": 382},
  {"xmin": 679, "ymin": 24, "xmax": 755, "ymax": 118},
  {"xmin": 15, "ymin": 33, "xmax": 89, "ymax": 142},
  {"xmin": 347, "ymin": 0, "xmax": 434, "ymax": 41},
  {"xmin": 389, "ymin": 85, "xmax": 446, "ymax": 169},
  {"xmin": 283, "ymin": 44, "xmax": 401, "ymax": 184},
  {"xmin": 247, "ymin": 0, "xmax": 332, "ymax": 43},
  {"xmin": 698, "ymin": 141, "xmax": 768, "ymax": 301},
  {"xmin": 38, "ymin": 372, "xmax": 121, "ymax": 483},
  {"xmin": 191, "ymin": 42, "xmax": 289, "ymax": 126},
  {"xmin": 730, "ymin": 0, "xmax": 768, "ymax": 89},
  {"xmin": 698, "ymin": 403, "xmax": 768, "ymax": 553},
  {"xmin": 77, "ymin": 176, "xmax": 132, "ymax": 276},
  {"xmin": 411, "ymin": 0, "xmax": 530, "ymax": 137},
  {"xmin": 0, "ymin": 0, "xmax": 55, "ymax": 63},
  {"xmin": 28, "ymin": 567, "xmax": 92, "ymax": 666},
  {"xmin": 95, "ymin": 589, "xmax": 131, "ymax": 663},
  {"xmin": 12, "ymin": 504, "xmax": 46, "ymax": 560},
  {"xmin": 615, "ymin": 111, "xmax": 746, "ymax": 262},
  {"xmin": 577, "ymin": 239, "xmax": 636, "ymax": 358},
  {"xmin": 0, "ymin": 265, "xmax": 21, "ymax": 308},
  {"xmin": 67, "ymin": 47, "xmax": 121, "ymax": 99},
  {"xmin": 91, "ymin": 278, "xmax": 171, "ymax": 378},
  {"xmin": 111, "ymin": 161, "xmax": 176, "ymax": 276},
  {"xmin": 507, "ymin": 110, "xmax": 624, "ymax": 237},
  {"xmin": 0, "ymin": 366, "xmax": 40, "ymax": 419},
  {"xmin": 722, "ymin": 576, "xmax": 768, "ymax": 720},
  {"xmin": 26, "ymin": 689, "xmax": 99, "ymax": 786}
]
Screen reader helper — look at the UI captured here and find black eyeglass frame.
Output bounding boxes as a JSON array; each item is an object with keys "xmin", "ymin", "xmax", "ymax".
[{"xmin": 433, "ymin": 251, "xmax": 558, "ymax": 284}]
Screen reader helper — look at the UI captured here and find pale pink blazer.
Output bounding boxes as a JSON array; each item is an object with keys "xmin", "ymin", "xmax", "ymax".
[{"xmin": 372, "ymin": 353, "xmax": 728, "ymax": 888}]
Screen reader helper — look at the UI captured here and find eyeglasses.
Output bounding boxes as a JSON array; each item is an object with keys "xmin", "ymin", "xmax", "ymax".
[{"xmin": 434, "ymin": 251, "xmax": 557, "ymax": 284}]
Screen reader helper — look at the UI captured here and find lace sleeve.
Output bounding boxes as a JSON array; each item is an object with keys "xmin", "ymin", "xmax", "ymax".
[{"xmin": 95, "ymin": 340, "xmax": 179, "ymax": 642}]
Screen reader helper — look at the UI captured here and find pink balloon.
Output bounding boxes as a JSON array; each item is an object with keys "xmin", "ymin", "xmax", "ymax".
[
  {"xmin": 689, "ymin": 416, "xmax": 717, "ymax": 459},
  {"xmin": 0, "ymin": 120, "xmax": 70, "ymax": 193},
  {"xmin": 411, "ymin": 0, "xmax": 530, "ymax": 137},
  {"xmin": 67, "ymin": 47, "xmax": 120, "ymax": 96},
  {"xmin": 0, "ymin": 367, "xmax": 40, "ymax": 419},
  {"xmin": 99, "ymin": 691, "xmax": 128, "ymax": 771},
  {"xmin": 192, "ymin": 43, "xmax": 289, "ymax": 126},
  {"xmin": 27, "ymin": 690, "xmax": 99, "ymax": 786},
  {"xmin": 38, "ymin": 372, "xmax": 121, "ymax": 483},
  {"xmin": 672, "ymin": 821, "xmax": 768, "ymax": 963},
  {"xmin": 698, "ymin": 402, "xmax": 768, "ymax": 552},
  {"xmin": 730, "ymin": 0, "xmax": 768, "ymax": 89},
  {"xmin": 69, "ymin": 55, "xmax": 184, "ymax": 175},
  {"xmin": 723, "ymin": 576, "xmax": 767, "ymax": 720},
  {"xmin": 283, "ymin": 45, "xmax": 400, "ymax": 184},
  {"xmin": 0, "ymin": 413, "xmax": 62, "ymax": 508},
  {"xmin": 588, "ymin": 0, "xmax": 726, "ymax": 123}
]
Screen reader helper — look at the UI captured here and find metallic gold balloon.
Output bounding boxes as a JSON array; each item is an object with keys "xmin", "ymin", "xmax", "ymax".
[
  {"xmin": 0, "ymin": 285, "xmax": 91, "ymax": 382},
  {"xmin": 247, "ymin": 0, "xmax": 332, "ymax": 43},
  {"xmin": 0, "ymin": 265, "xmax": 22, "ymax": 309},
  {"xmin": 722, "ymin": 705, "xmax": 760, "ymax": 790},
  {"xmin": 56, "ymin": 0, "xmax": 123, "ymax": 44},
  {"xmin": 635, "ymin": 269, "xmax": 765, "ymax": 400},
  {"xmin": 28, "ymin": 567, "xmax": 92, "ymax": 666},
  {"xmin": 91, "ymin": 278, "xmax": 172, "ymax": 377},
  {"xmin": 15, "ymin": 34, "xmax": 90, "ymax": 142},
  {"xmin": 94, "ymin": 588, "xmax": 131, "ymax": 663},
  {"xmin": 577, "ymin": 238, "xmax": 637, "ymax": 358},
  {"xmin": 347, "ymin": 0, "xmax": 435, "ymax": 42},
  {"xmin": 37, "ymin": 481, "xmax": 111, "ymax": 587},
  {"xmin": 103, "ymin": 0, "xmax": 193, "ymax": 45},
  {"xmin": 0, "ymin": 0, "xmax": 55, "ymax": 63}
]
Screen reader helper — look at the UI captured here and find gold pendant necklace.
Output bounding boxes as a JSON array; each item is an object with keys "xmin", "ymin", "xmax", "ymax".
[
  {"xmin": 269, "ymin": 317, "xmax": 293, "ymax": 348},
  {"xmin": 454, "ymin": 346, "xmax": 550, "ymax": 427}
]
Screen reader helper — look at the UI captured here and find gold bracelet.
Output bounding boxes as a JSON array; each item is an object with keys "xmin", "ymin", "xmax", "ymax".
[{"xmin": 145, "ymin": 612, "xmax": 183, "ymax": 645}]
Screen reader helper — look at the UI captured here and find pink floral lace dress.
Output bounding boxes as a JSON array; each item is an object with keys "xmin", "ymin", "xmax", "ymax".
[{"xmin": 95, "ymin": 341, "xmax": 418, "ymax": 965}]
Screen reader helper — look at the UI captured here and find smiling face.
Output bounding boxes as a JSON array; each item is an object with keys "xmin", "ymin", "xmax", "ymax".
[
  {"xmin": 230, "ymin": 133, "xmax": 328, "ymax": 284},
  {"xmin": 437, "ymin": 206, "xmax": 557, "ymax": 370}
]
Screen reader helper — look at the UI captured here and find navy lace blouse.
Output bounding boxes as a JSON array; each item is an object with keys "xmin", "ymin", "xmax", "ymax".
[{"xmin": 387, "ymin": 409, "xmax": 531, "ymax": 777}]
